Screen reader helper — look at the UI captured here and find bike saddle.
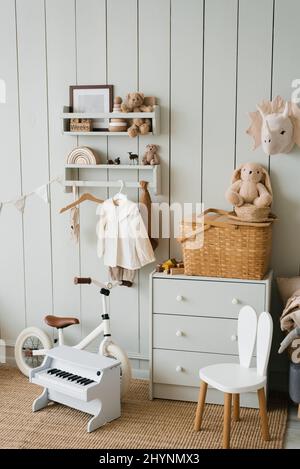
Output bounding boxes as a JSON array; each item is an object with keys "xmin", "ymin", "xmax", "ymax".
[{"xmin": 44, "ymin": 315, "xmax": 80, "ymax": 329}]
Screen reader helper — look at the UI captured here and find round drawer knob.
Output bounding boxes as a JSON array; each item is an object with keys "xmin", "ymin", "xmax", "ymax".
[
  {"xmin": 176, "ymin": 330, "xmax": 183, "ymax": 337},
  {"xmin": 176, "ymin": 295, "xmax": 183, "ymax": 302},
  {"xmin": 176, "ymin": 365, "xmax": 183, "ymax": 373},
  {"xmin": 231, "ymin": 334, "xmax": 238, "ymax": 342},
  {"xmin": 232, "ymin": 298, "xmax": 239, "ymax": 305}
]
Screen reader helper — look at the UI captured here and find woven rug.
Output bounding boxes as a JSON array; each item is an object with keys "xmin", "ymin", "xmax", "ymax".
[{"xmin": 0, "ymin": 366, "xmax": 287, "ymax": 449}]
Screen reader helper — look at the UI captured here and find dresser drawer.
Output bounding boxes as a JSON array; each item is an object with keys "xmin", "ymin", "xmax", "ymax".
[
  {"xmin": 153, "ymin": 278, "xmax": 265, "ymax": 318},
  {"xmin": 153, "ymin": 349, "xmax": 256, "ymax": 388},
  {"xmin": 153, "ymin": 314, "xmax": 239, "ymax": 355}
]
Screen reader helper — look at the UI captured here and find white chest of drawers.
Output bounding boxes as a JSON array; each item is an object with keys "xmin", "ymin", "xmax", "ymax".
[{"xmin": 149, "ymin": 271, "xmax": 272, "ymax": 408}]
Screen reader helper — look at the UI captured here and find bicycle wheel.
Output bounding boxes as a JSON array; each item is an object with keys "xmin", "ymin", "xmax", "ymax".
[
  {"xmin": 105, "ymin": 342, "xmax": 132, "ymax": 398},
  {"xmin": 15, "ymin": 327, "xmax": 52, "ymax": 377}
]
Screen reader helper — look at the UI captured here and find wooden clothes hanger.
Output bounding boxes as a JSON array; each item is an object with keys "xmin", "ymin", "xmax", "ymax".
[{"xmin": 60, "ymin": 191, "xmax": 104, "ymax": 214}]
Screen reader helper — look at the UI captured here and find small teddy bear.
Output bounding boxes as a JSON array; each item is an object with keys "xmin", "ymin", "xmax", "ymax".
[
  {"xmin": 225, "ymin": 162, "xmax": 272, "ymax": 208},
  {"xmin": 121, "ymin": 92, "xmax": 153, "ymax": 138},
  {"xmin": 142, "ymin": 144, "xmax": 160, "ymax": 165}
]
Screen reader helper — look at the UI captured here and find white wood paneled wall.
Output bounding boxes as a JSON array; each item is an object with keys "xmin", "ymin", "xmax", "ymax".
[{"xmin": 1, "ymin": 0, "xmax": 300, "ymax": 379}]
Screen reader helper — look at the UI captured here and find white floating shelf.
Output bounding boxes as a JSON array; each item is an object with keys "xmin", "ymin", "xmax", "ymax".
[
  {"xmin": 64, "ymin": 164, "xmax": 161, "ymax": 195},
  {"xmin": 62, "ymin": 105, "xmax": 160, "ymax": 136},
  {"xmin": 65, "ymin": 164, "xmax": 155, "ymax": 170},
  {"xmin": 63, "ymin": 131, "xmax": 128, "ymax": 136}
]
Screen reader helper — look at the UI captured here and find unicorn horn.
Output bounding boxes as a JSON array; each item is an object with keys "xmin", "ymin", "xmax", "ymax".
[{"xmin": 265, "ymin": 119, "xmax": 272, "ymax": 133}]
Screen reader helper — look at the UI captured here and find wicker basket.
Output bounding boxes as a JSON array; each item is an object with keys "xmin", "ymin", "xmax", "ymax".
[
  {"xmin": 70, "ymin": 118, "xmax": 93, "ymax": 132},
  {"xmin": 178, "ymin": 208, "xmax": 275, "ymax": 280}
]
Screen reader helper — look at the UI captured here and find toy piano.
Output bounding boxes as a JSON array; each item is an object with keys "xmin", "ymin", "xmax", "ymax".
[{"xmin": 30, "ymin": 345, "xmax": 121, "ymax": 432}]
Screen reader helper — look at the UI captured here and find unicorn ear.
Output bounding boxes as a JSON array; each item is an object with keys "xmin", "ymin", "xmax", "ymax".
[
  {"xmin": 231, "ymin": 165, "xmax": 243, "ymax": 183},
  {"xmin": 282, "ymin": 101, "xmax": 289, "ymax": 119}
]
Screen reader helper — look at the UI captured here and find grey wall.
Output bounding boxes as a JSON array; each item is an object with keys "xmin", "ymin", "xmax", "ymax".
[{"xmin": 0, "ymin": 0, "xmax": 299, "ymax": 378}]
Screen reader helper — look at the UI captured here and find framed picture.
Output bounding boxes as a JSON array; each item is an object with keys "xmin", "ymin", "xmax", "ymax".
[{"xmin": 69, "ymin": 85, "xmax": 113, "ymax": 131}]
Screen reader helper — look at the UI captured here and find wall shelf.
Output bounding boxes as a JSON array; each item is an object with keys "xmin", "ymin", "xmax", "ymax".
[
  {"xmin": 62, "ymin": 105, "xmax": 160, "ymax": 136},
  {"xmin": 64, "ymin": 164, "xmax": 161, "ymax": 195}
]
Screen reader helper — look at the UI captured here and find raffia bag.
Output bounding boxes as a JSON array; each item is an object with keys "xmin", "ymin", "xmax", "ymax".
[{"xmin": 178, "ymin": 208, "xmax": 275, "ymax": 280}]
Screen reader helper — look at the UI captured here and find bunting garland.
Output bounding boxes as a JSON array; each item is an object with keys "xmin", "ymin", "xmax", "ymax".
[{"xmin": 0, "ymin": 176, "xmax": 63, "ymax": 214}]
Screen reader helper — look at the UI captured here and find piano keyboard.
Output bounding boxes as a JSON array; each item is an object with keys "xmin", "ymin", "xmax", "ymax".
[{"xmin": 46, "ymin": 368, "xmax": 96, "ymax": 386}]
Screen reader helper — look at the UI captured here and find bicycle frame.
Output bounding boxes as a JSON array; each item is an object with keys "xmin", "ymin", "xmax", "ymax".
[{"xmin": 33, "ymin": 279, "xmax": 117, "ymax": 356}]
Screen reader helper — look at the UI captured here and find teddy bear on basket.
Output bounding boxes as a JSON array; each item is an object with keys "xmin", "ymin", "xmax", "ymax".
[{"xmin": 225, "ymin": 162, "xmax": 273, "ymax": 222}]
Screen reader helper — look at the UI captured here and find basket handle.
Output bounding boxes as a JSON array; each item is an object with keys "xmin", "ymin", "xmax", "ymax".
[
  {"xmin": 177, "ymin": 208, "xmax": 273, "ymax": 243},
  {"xmin": 203, "ymin": 208, "xmax": 273, "ymax": 228},
  {"xmin": 177, "ymin": 224, "xmax": 210, "ymax": 244}
]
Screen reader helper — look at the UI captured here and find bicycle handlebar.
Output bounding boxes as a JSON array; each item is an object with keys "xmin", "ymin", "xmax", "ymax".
[
  {"xmin": 74, "ymin": 276, "xmax": 121, "ymax": 289},
  {"xmin": 74, "ymin": 277, "xmax": 92, "ymax": 285}
]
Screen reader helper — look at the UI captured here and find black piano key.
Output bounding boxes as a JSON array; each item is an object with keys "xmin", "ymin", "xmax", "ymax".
[
  {"xmin": 74, "ymin": 376, "xmax": 83, "ymax": 383},
  {"xmin": 76, "ymin": 378, "xmax": 86, "ymax": 384},
  {"xmin": 48, "ymin": 368, "xmax": 58, "ymax": 374},
  {"xmin": 83, "ymin": 379, "xmax": 94, "ymax": 386},
  {"xmin": 70, "ymin": 375, "xmax": 80, "ymax": 381},
  {"xmin": 62, "ymin": 373, "xmax": 72, "ymax": 379},
  {"xmin": 59, "ymin": 372, "xmax": 69, "ymax": 378},
  {"xmin": 55, "ymin": 371, "xmax": 64, "ymax": 377},
  {"xmin": 80, "ymin": 378, "xmax": 90, "ymax": 385},
  {"xmin": 67, "ymin": 374, "xmax": 76, "ymax": 380}
]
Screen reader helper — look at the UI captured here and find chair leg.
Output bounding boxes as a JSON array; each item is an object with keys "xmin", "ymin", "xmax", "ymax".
[
  {"xmin": 257, "ymin": 388, "xmax": 270, "ymax": 441},
  {"xmin": 233, "ymin": 394, "xmax": 240, "ymax": 422},
  {"xmin": 194, "ymin": 381, "xmax": 208, "ymax": 431},
  {"xmin": 223, "ymin": 393, "xmax": 232, "ymax": 449}
]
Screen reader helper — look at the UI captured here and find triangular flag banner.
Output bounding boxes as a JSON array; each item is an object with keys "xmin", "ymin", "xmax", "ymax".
[
  {"xmin": 35, "ymin": 184, "xmax": 49, "ymax": 204},
  {"xmin": 14, "ymin": 196, "xmax": 26, "ymax": 213}
]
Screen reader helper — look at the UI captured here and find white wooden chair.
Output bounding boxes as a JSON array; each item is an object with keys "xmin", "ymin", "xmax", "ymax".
[{"xmin": 194, "ymin": 305, "xmax": 273, "ymax": 449}]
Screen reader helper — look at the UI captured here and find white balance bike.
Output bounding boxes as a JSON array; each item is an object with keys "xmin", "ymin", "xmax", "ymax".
[{"xmin": 14, "ymin": 277, "xmax": 132, "ymax": 397}]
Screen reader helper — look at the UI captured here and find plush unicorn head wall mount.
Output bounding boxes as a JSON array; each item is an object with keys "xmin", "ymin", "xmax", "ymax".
[{"xmin": 247, "ymin": 96, "xmax": 300, "ymax": 155}]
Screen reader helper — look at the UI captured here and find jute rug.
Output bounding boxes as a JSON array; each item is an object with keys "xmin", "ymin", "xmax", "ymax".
[{"xmin": 0, "ymin": 366, "xmax": 287, "ymax": 449}]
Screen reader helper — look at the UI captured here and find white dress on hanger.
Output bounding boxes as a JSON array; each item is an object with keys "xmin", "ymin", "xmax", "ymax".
[{"xmin": 96, "ymin": 198, "xmax": 155, "ymax": 270}]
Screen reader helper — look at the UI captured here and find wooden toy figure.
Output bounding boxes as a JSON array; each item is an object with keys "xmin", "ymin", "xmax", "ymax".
[
  {"xmin": 109, "ymin": 97, "xmax": 128, "ymax": 133},
  {"xmin": 128, "ymin": 152, "xmax": 139, "ymax": 165}
]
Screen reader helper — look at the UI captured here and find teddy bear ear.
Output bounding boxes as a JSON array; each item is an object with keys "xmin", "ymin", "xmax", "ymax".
[
  {"xmin": 231, "ymin": 165, "xmax": 243, "ymax": 183},
  {"xmin": 126, "ymin": 93, "xmax": 130, "ymax": 100},
  {"xmin": 260, "ymin": 167, "xmax": 273, "ymax": 196}
]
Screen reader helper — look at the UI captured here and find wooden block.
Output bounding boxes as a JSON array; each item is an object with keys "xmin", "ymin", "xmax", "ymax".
[
  {"xmin": 144, "ymin": 96, "xmax": 156, "ymax": 106},
  {"xmin": 170, "ymin": 267, "xmax": 185, "ymax": 275}
]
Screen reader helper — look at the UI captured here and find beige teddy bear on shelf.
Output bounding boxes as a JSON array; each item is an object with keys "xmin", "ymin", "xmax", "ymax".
[
  {"xmin": 225, "ymin": 162, "xmax": 273, "ymax": 209},
  {"xmin": 121, "ymin": 92, "xmax": 153, "ymax": 138},
  {"xmin": 142, "ymin": 144, "xmax": 160, "ymax": 165}
]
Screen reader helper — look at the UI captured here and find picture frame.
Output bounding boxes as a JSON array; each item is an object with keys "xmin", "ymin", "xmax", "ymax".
[{"xmin": 69, "ymin": 85, "xmax": 113, "ymax": 131}]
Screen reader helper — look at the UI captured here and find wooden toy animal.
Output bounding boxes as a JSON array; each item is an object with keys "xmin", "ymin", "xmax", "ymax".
[{"xmin": 128, "ymin": 152, "xmax": 139, "ymax": 165}]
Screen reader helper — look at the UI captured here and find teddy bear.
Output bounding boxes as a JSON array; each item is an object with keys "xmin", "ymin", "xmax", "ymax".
[
  {"xmin": 121, "ymin": 92, "xmax": 153, "ymax": 138},
  {"xmin": 142, "ymin": 144, "xmax": 160, "ymax": 165},
  {"xmin": 225, "ymin": 162, "xmax": 273, "ymax": 208}
]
